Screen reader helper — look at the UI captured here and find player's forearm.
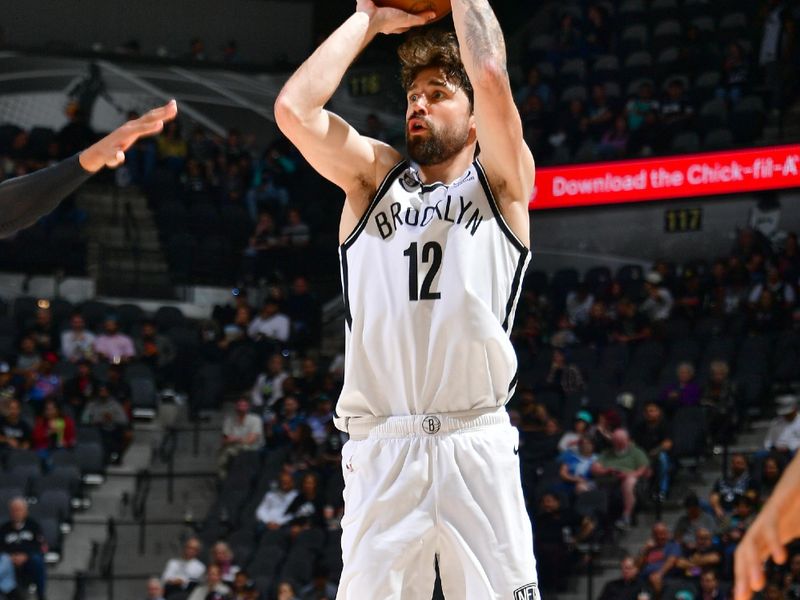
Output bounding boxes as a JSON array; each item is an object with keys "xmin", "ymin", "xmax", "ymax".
[
  {"xmin": 276, "ymin": 12, "xmax": 376, "ymax": 122},
  {"xmin": 451, "ymin": 0, "xmax": 508, "ymax": 86},
  {"xmin": 0, "ymin": 154, "xmax": 93, "ymax": 237}
]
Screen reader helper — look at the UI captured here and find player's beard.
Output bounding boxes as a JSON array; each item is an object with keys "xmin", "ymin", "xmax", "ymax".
[{"xmin": 406, "ymin": 118, "xmax": 470, "ymax": 166}]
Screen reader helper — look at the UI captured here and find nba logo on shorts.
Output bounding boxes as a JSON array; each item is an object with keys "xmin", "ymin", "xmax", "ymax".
[
  {"xmin": 514, "ymin": 583, "xmax": 539, "ymax": 600},
  {"xmin": 421, "ymin": 416, "xmax": 441, "ymax": 434}
]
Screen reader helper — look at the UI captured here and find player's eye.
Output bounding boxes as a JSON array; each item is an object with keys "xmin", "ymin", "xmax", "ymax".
[
  {"xmin": 409, "ymin": 94, "xmax": 419, "ymax": 102},
  {"xmin": 433, "ymin": 91, "xmax": 444, "ymax": 99}
]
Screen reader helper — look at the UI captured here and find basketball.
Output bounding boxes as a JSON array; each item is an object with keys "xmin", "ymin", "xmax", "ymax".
[{"xmin": 374, "ymin": 0, "xmax": 452, "ymax": 22}]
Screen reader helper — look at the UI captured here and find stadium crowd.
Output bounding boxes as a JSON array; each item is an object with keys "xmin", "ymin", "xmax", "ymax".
[{"xmin": 516, "ymin": 0, "xmax": 800, "ymax": 164}]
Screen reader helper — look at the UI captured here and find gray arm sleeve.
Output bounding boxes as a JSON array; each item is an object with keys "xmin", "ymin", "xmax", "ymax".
[{"xmin": 0, "ymin": 154, "xmax": 94, "ymax": 237}]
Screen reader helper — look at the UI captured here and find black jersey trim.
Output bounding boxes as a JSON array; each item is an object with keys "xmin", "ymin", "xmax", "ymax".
[
  {"xmin": 502, "ymin": 249, "xmax": 528, "ymax": 332},
  {"xmin": 474, "ymin": 158, "xmax": 528, "ymax": 254},
  {"xmin": 341, "ymin": 160, "xmax": 408, "ymax": 251},
  {"xmin": 340, "ymin": 247, "xmax": 353, "ymax": 330}
]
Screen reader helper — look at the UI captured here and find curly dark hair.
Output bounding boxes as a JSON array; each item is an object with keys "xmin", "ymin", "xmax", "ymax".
[{"xmin": 398, "ymin": 29, "xmax": 474, "ymax": 107}]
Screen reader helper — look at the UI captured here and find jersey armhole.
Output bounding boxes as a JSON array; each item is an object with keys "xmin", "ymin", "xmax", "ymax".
[
  {"xmin": 474, "ymin": 158, "xmax": 529, "ymax": 254},
  {"xmin": 341, "ymin": 160, "xmax": 408, "ymax": 250}
]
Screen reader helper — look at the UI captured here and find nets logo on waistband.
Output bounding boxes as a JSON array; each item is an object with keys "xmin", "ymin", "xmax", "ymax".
[
  {"xmin": 421, "ymin": 416, "xmax": 441, "ymax": 434},
  {"xmin": 514, "ymin": 583, "xmax": 539, "ymax": 600}
]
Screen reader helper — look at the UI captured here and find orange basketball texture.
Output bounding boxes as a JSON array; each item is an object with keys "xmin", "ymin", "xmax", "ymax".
[{"xmin": 373, "ymin": 0, "xmax": 452, "ymax": 22}]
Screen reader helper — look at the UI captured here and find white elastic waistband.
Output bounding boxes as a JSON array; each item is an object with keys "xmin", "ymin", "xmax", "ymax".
[{"xmin": 337, "ymin": 407, "xmax": 509, "ymax": 440}]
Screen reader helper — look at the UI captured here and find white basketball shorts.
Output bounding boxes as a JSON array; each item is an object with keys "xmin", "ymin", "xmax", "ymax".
[{"xmin": 336, "ymin": 408, "xmax": 539, "ymax": 600}]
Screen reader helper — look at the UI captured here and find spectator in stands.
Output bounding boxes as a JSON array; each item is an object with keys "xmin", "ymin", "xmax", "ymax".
[
  {"xmin": 157, "ymin": 121, "xmax": 188, "ymax": 175},
  {"xmin": 210, "ymin": 541, "xmax": 239, "ymax": 584},
  {"xmin": 515, "ymin": 66, "xmax": 552, "ymax": 109},
  {"xmin": 611, "ymin": 298, "xmax": 651, "ymax": 345},
  {"xmin": 721, "ymin": 495, "xmax": 757, "ymax": 571},
  {"xmin": 0, "ymin": 552, "xmax": 16, "ymax": 600},
  {"xmin": 25, "ymin": 307, "xmax": 57, "ymax": 354},
  {"xmin": 674, "ymin": 492, "xmax": 719, "ymax": 552},
  {"xmin": 0, "ymin": 399, "xmax": 32, "ymax": 452},
  {"xmin": 660, "ymin": 79, "xmax": 695, "ymax": 137},
  {"xmin": 559, "ymin": 435, "xmax": 597, "ymax": 495},
  {"xmin": 549, "ymin": 13, "xmax": 582, "ymax": 66},
  {"xmin": 276, "ymin": 581, "xmax": 299, "ymax": 600},
  {"xmin": 625, "ymin": 82, "xmax": 660, "ymax": 133},
  {"xmin": 146, "ymin": 577, "xmax": 166, "ymax": 600},
  {"xmin": 306, "ymin": 395, "xmax": 334, "ymax": 446},
  {"xmin": 566, "ymin": 284, "xmax": 594, "ymax": 326},
  {"xmin": 583, "ymin": 3, "xmax": 612, "ymax": 57},
  {"xmin": 641, "ymin": 272, "xmax": 674, "ymax": 322},
  {"xmin": 598, "ymin": 556, "xmax": 644, "ymax": 600},
  {"xmin": 701, "ymin": 360, "xmax": 738, "ymax": 446},
  {"xmin": 32, "ymin": 398, "xmax": 76, "ymax": 459},
  {"xmin": 778, "ymin": 233, "xmax": 800, "ymax": 282},
  {"xmin": 633, "ymin": 402, "xmax": 673, "ymax": 501},
  {"xmin": 750, "ymin": 266, "xmax": 796, "ymax": 309},
  {"xmin": 592, "ymin": 428, "xmax": 651, "ymax": 529},
  {"xmin": 699, "ymin": 569, "xmax": 727, "ymax": 600},
  {"xmin": 759, "ymin": 455, "xmax": 785, "ymax": 499},
  {"xmin": 597, "ymin": 116, "xmax": 629, "ymax": 159},
  {"xmin": 558, "ymin": 411, "xmax": 593, "ymax": 453},
  {"xmin": 60, "ymin": 313, "xmax": 96, "ymax": 363},
  {"xmin": 637, "ymin": 521, "xmax": 681, "ymax": 595},
  {"xmin": 709, "ymin": 453, "xmax": 756, "ymax": 519},
  {"xmin": 675, "ymin": 527, "xmax": 722, "ymax": 579},
  {"xmin": 298, "ymin": 566, "xmax": 338, "ymax": 600},
  {"xmin": 281, "ymin": 207, "xmax": 310, "ymax": 247},
  {"xmin": 251, "ymin": 353, "xmax": 289, "ymax": 413},
  {"xmin": 247, "ymin": 299, "xmax": 290, "ymax": 346},
  {"xmin": 218, "ymin": 397, "xmax": 263, "ymax": 479},
  {"xmin": 230, "ymin": 570, "xmax": 253, "ymax": 600},
  {"xmin": 93, "ymin": 316, "xmax": 135, "ymax": 363},
  {"xmin": 0, "ymin": 498, "xmax": 45, "ymax": 600},
  {"xmin": 186, "ymin": 564, "xmax": 229, "ymax": 600},
  {"xmin": 285, "ymin": 276, "xmax": 321, "ymax": 350},
  {"xmin": 286, "ymin": 472, "xmax": 325, "ymax": 532},
  {"xmin": 544, "ymin": 348, "xmax": 584, "ymax": 401},
  {"xmin": 161, "ymin": 536, "xmax": 205, "ymax": 598},
  {"xmin": 661, "ymin": 363, "xmax": 702, "ymax": 411},
  {"xmin": 297, "ymin": 358, "xmax": 323, "ymax": 401},
  {"xmin": 28, "ymin": 354, "xmax": 61, "ymax": 410},
  {"xmin": 533, "ymin": 491, "xmax": 594, "ymax": 593},
  {"xmin": 82, "ymin": 383, "xmax": 131, "ymax": 464},
  {"xmin": 763, "ymin": 394, "xmax": 800, "ymax": 456},
  {"xmin": 14, "ymin": 336, "xmax": 41, "ymax": 380},
  {"xmin": 134, "ymin": 320, "xmax": 176, "ymax": 386},
  {"xmin": 749, "ymin": 288, "xmax": 788, "ymax": 334},
  {"xmin": 255, "ymin": 470, "xmax": 298, "ymax": 531},
  {"xmin": 576, "ymin": 300, "xmax": 613, "ymax": 347},
  {"xmin": 587, "ymin": 84, "xmax": 616, "ymax": 141}
]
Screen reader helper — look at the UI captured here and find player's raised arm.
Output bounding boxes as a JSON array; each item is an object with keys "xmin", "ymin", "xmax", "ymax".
[
  {"xmin": 274, "ymin": 1, "xmax": 433, "ymax": 200},
  {"xmin": 450, "ymin": 0, "xmax": 534, "ymax": 207},
  {"xmin": 0, "ymin": 99, "xmax": 177, "ymax": 237}
]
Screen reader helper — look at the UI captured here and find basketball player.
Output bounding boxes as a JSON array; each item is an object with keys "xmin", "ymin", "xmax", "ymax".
[
  {"xmin": 0, "ymin": 99, "xmax": 177, "ymax": 237},
  {"xmin": 275, "ymin": 0, "xmax": 536, "ymax": 597},
  {"xmin": 735, "ymin": 451, "xmax": 800, "ymax": 600}
]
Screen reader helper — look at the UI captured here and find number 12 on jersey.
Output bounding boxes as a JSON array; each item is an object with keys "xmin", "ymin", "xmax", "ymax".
[{"xmin": 403, "ymin": 241, "xmax": 442, "ymax": 301}]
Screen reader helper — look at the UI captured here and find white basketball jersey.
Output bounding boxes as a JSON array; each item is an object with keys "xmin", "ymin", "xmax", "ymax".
[{"xmin": 335, "ymin": 159, "xmax": 530, "ymax": 422}]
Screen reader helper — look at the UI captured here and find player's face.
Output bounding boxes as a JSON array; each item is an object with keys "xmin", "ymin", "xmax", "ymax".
[{"xmin": 405, "ymin": 67, "xmax": 474, "ymax": 166}]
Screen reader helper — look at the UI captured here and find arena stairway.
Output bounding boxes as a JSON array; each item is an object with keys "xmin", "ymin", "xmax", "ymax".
[
  {"xmin": 47, "ymin": 403, "xmax": 221, "ymax": 600},
  {"xmin": 77, "ymin": 183, "xmax": 176, "ymax": 300}
]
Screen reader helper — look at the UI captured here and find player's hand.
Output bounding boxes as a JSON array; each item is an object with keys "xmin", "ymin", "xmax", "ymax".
[
  {"xmin": 79, "ymin": 99, "xmax": 178, "ymax": 173},
  {"xmin": 734, "ymin": 500, "xmax": 788, "ymax": 600},
  {"xmin": 357, "ymin": 0, "xmax": 435, "ymax": 35}
]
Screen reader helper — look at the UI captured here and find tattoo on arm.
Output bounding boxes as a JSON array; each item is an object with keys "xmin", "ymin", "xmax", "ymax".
[{"xmin": 454, "ymin": 0, "xmax": 507, "ymax": 70}]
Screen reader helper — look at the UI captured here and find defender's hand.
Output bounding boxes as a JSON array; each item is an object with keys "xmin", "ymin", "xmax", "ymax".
[
  {"xmin": 357, "ymin": 0, "xmax": 434, "ymax": 35},
  {"xmin": 79, "ymin": 99, "xmax": 178, "ymax": 172}
]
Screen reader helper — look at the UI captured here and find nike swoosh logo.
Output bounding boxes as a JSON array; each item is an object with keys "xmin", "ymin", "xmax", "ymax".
[{"xmin": 513, "ymin": 446, "xmax": 519, "ymax": 455}]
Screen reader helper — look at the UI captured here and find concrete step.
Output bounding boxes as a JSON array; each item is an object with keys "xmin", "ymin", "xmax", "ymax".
[{"xmin": 102, "ymin": 259, "xmax": 168, "ymax": 273}]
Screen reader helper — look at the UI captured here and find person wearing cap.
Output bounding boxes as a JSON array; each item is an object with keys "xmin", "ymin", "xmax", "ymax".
[
  {"xmin": 640, "ymin": 271, "xmax": 674, "ymax": 322},
  {"xmin": 763, "ymin": 395, "xmax": 800, "ymax": 455},
  {"xmin": 558, "ymin": 410, "xmax": 593, "ymax": 453},
  {"xmin": 93, "ymin": 316, "xmax": 135, "ymax": 364},
  {"xmin": 674, "ymin": 493, "xmax": 719, "ymax": 552}
]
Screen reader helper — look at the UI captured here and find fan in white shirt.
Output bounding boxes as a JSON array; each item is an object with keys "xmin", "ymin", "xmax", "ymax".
[
  {"xmin": 247, "ymin": 299, "xmax": 290, "ymax": 343},
  {"xmin": 161, "ymin": 537, "xmax": 206, "ymax": 595},
  {"xmin": 255, "ymin": 471, "xmax": 299, "ymax": 530}
]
